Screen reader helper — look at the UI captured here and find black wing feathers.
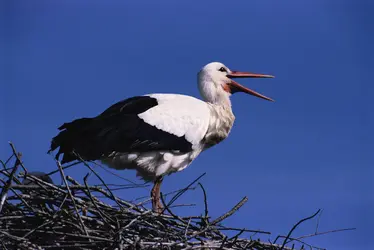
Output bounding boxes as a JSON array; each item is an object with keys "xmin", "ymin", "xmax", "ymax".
[
  {"xmin": 99, "ymin": 96, "xmax": 158, "ymax": 116},
  {"xmin": 49, "ymin": 96, "xmax": 192, "ymax": 164}
]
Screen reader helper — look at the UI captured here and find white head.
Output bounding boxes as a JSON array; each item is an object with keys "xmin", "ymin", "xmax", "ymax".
[{"xmin": 197, "ymin": 62, "xmax": 274, "ymax": 106}]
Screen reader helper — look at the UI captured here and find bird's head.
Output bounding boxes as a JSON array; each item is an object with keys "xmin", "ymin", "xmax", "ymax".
[{"xmin": 197, "ymin": 62, "xmax": 274, "ymax": 106}]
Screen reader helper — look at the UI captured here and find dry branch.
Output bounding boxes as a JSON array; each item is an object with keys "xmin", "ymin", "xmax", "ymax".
[{"xmin": 0, "ymin": 142, "xmax": 354, "ymax": 250}]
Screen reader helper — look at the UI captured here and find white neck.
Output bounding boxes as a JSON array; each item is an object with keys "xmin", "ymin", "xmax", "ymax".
[
  {"xmin": 205, "ymin": 90, "xmax": 232, "ymax": 107},
  {"xmin": 198, "ymin": 78, "xmax": 232, "ymax": 107}
]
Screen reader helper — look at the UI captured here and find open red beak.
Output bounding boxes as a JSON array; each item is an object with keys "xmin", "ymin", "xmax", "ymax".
[{"xmin": 226, "ymin": 71, "xmax": 274, "ymax": 101}]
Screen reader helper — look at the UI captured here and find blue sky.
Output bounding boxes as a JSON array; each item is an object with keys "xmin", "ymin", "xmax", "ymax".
[{"xmin": 1, "ymin": 0, "xmax": 373, "ymax": 249}]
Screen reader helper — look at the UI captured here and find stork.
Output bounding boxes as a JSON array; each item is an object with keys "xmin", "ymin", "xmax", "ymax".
[{"xmin": 49, "ymin": 62, "xmax": 274, "ymax": 213}]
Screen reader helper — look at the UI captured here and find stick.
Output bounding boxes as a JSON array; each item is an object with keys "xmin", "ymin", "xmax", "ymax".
[
  {"xmin": 280, "ymin": 209, "xmax": 321, "ymax": 250},
  {"xmin": 0, "ymin": 149, "xmax": 21, "ymax": 213},
  {"xmin": 55, "ymin": 159, "xmax": 90, "ymax": 238},
  {"xmin": 211, "ymin": 197, "xmax": 248, "ymax": 225}
]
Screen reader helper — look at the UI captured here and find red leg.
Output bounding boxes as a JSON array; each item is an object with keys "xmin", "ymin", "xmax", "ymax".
[{"xmin": 151, "ymin": 177, "xmax": 163, "ymax": 214}]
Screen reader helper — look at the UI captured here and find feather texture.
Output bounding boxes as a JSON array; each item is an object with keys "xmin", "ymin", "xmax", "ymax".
[
  {"xmin": 140, "ymin": 94, "xmax": 211, "ymax": 148},
  {"xmin": 49, "ymin": 95, "xmax": 194, "ymax": 164},
  {"xmin": 49, "ymin": 94, "xmax": 213, "ymax": 180}
]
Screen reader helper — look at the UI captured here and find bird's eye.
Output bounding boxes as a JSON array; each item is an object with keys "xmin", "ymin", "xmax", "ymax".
[{"xmin": 219, "ymin": 67, "xmax": 226, "ymax": 72}]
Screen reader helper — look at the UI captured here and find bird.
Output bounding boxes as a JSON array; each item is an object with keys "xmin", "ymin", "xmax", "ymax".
[{"xmin": 48, "ymin": 62, "xmax": 274, "ymax": 213}]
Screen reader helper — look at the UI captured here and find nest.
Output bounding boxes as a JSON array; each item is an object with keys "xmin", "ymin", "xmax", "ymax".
[{"xmin": 0, "ymin": 143, "xmax": 353, "ymax": 250}]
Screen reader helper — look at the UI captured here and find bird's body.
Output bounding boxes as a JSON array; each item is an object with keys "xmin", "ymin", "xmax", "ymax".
[
  {"xmin": 103, "ymin": 94, "xmax": 235, "ymax": 181},
  {"xmin": 49, "ymin": 62, "xmax": 274, "ymax": 213},
  {"xmin": 51, "ymin": 93, "xmax": 235, "ymax": 181}
]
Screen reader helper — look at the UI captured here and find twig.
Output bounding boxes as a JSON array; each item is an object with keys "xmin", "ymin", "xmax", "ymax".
[
  {"xmin": 315, "ymin": 209, "xmax": 323, "ymax": 234},
  {"xmin": 1, "ymin": 143, "xmax": 354, "ymax": 250},
  {"xmin": 0, "ymin": 149, "xmax": 21, "ymax": 213},
  {"xmin": 160, "ymin": 192, "xmax": 190, "ymax": 226},
  {"xmin": 198, "ymin": 183, "xmax": 208, "ymax": 219},
  {"xmin": 167, "ymin": 173, "xmax": 206, "ymax": 207},
  {"xmin": 83, "ymin": 173, "xmax": 115, "ymax": 225},
  {"xmin": 8, "ymin": 142, "xmax": 27, "ymax": 172},
  {"xmin": 216, "ymin": 227, "xmax": 271, "ymax": 235},
  {"xmin": 55, "ymin": 159, "xmax": 90, "ymax": 238},
  {"xmin": 22, "ymin": 220, "xmax": 53, "ymax": 239},
  {"xmin": 45, "ymin": 161, "xmax": 80, "ymax": 176},
  {"xmin": 294, "ymin": 228, "xmax": 356, "ymax": 242},
  {"xmin": 211, "ymin": 196, "xmax": 248, "ymax": 225},
  {"xmin": 74, "ymin": 154, "xmax": 127, "ymax": 210},
  {"xmin": 0, "ymin": 153, "xmax": 14, "ymax": 169},
  {"xmin": 280, "ymin": 209, "xmax": 321, "ymax": 250},
  {"xmin": 91, "ymin": 161, "xmax": 146, "ymax": 187}
]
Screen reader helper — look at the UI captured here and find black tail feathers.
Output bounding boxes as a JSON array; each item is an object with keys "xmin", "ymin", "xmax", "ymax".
[{"xmin": 48, "ymin": 118, "xmax": 94, "ymax": 164}]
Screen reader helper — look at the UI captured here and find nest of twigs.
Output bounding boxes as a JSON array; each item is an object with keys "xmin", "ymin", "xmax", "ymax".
[{"xmin": 0, "ymin": 143, "xmax": 354, "ymax": 250}]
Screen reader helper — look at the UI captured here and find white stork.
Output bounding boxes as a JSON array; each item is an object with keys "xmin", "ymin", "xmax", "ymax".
[{"xmin": 49, "ymin": 62, "xmax": 274, "ymax": 213}]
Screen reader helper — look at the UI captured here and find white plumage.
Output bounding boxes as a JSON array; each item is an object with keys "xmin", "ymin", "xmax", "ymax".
[
  {"xmin": 50, "ymin": 61, "xmax": 274, "ymax": 213},
  {"xmin": 140, "ymin": 94, "xmax": 211, "ymax": 147}
]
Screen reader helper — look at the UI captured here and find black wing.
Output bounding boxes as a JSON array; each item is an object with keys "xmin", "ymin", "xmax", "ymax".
[{"xmin": 49, "ymin": 96, "xmax": 192, "ymax": 163}]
